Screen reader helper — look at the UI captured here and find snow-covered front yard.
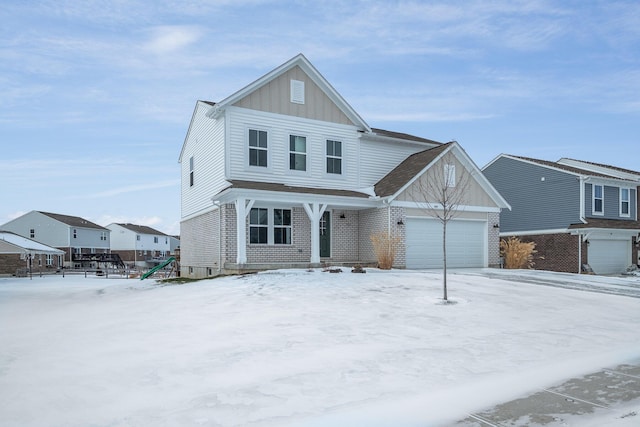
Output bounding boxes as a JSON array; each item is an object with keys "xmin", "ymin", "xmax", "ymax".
[{"xmin": 1, "ymin": 269, "xmax": 639, "ymax": 426}]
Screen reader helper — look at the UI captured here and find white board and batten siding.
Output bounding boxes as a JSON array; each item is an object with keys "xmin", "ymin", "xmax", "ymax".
[
  {"xmin": 405, "ymin": 217, "xmax": 487, "ymax": 269},
  {"xmin": 181, "ymin": 102, "xmax": 227, "ymax": 219},
  {"xmin": 226, "ymin": 106, "xmax": 362, "ymax": 190}
]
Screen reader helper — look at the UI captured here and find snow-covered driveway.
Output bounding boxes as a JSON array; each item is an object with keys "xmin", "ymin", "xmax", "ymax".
[{"xmin": 1, "ymin": 269, "xmax": 639, "ymax": 426}]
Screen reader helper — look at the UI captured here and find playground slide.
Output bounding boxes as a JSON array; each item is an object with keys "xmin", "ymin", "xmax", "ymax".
[{"xmin": 140, "ymin": 257, "xmax": 176, "ymax": 280}]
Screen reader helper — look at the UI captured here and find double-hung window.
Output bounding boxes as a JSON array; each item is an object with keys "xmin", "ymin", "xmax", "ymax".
[
  {"xmin": 273, "ymin": 209, "xmax": 292, "ymax": 244},
  {"xmin": 249, "ymin": 129, "xmax": 268, "ymax": 167},
  {"xmin": 249, "ymin": 208, "xmax": 292, "ymax": 245},
  {"xmin": 620, "ymin": 188, "xmax": 630, "ymax": 217},
  {"xmin": 289, "ymin": 135, "xmax": 306, "ymax": 171},
  {"xmin": 189, "ymin": 156, "xmax": 195, "ymax": 186},
  {"xmin": 249, "ymin": 208, "xmax": 268, "ymax": 244},
  {"xmin": 593, "ymin": 184, "xmax": 604, "ymax": 215},
  {"xmin": 326, "ymin": 140, "xmax": 342, "ymax": 174}
]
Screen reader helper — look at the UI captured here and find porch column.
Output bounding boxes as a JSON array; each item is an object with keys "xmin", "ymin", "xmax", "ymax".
[
  {"xmin": 303, "ymin": 202, "xmax": 328, "ymax": 264},
  {"xmin": 234, "ymin": 198, "xmax": 255, "ymax": 264}
]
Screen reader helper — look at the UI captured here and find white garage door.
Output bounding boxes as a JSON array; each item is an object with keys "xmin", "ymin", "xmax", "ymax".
[
  {"xmin": 588, "ymin": 239, "xmax": 630, "ymax": 275},
  {"xmin": 406, "ymin": 218, "xmax": 486, "ymax": 269}
]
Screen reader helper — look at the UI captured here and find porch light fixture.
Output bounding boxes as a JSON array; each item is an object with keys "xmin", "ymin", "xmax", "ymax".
[
  {"xmin": 493, "ymin": 223, "xmax": 500, "ymax": 228},
  {"xmin": 340, "ymin": 213, "xmax": 346, "ymax": 219},
  {"xmin": 397, "ymin": 219, "xmax": 404, "ymax": 225}
]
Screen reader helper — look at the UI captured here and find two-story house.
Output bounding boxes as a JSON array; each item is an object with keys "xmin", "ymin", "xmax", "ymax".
[
  {"xmin": 0, "ymin": 210, "xmax": 111, "ymax": 269},
  {"xmin": 106, "ymin": 223, "xmax": 173, "ymax": 268},
  {"xmin": 483, "ymin": 155, "xmax": 640, "ymax": 274},
  {"xmin": 179, "ymin": 54, "xmax": 510, "ymax": 278}
]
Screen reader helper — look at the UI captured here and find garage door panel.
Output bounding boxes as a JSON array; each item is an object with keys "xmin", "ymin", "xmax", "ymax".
[
  {"xmin": 588, "ymin": 239, "xmax": 630, "ymax": 275},
  {"xmin": 406, "ymin": 218, "xmax": 485, "ymax": 269}
]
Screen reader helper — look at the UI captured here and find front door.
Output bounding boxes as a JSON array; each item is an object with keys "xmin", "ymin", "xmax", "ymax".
[{"xmin": 320, "ymin": 211, "xmax": 331, "ymax": 258}]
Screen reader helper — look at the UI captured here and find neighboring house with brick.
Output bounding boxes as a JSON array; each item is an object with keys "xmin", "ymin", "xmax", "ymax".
[
  {"xmin": 106, "ymin": 223, "xmax": 173, "ymax": 268},
  {"xmin": 0, "ymin": 231, "xmax": 64, "ymax": 276},
  {"xmin": 179, "ymin": 53, "xmax": 510, "ymax": 278},
  {"xmin": 0, "ymin": 211, "xmax": 111, "ymax": 269},
  {"xmin": 483, "ymin": 155, "xmax": 640, "ymax": 274}
]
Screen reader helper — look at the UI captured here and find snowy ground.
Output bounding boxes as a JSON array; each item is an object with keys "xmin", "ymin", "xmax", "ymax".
[{"xmin": 1, "ymin": 268, "xmax": 639, "ymax": 426}]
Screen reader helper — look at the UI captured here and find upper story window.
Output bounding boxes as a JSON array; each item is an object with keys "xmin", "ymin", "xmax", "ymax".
[
  {"xmin": 154, "ymin": 236, "xmax": 159, "ymax": 243},
  {"xmin": 136, "ymin": 235, "xmax": 140, "ymax": 241},
  {"xmin": 289, "ymin": 135, "xmax": 307, "ymax": 171},
  {"xmin": 100, "ymin": 231, "xmax": 107, "ymax": 241},
  {"xmin": 30, "ymin": 228, "xmax": 35, "ymax": 238},
  {"xmin": 249, "ymin": 208, "xmax": 268, "ymax": 244},
  {"xmin": 326, "ymin": 140, "xmax": 342, "ymax": 175},
  {"xmin": 249, "ymin": 129, "xmax": 268, "ymax": 167},
  {"xmin": 593, "ymin": 184, "xmax": 604, "ymax": 215},
  {"xmin": 444, "ymin": 164, "xmax": 456, "ymax": 187},
  {"xmin": 189, "ymin": 156, "xmax": 195, "ymax": 186},
  {"xmin": 620, "ymin": 188, "xmax": 630, "ymax": 217},
  {"xmin": 73, "ymin": 229, "xmax": 77, "ymax": 239}
]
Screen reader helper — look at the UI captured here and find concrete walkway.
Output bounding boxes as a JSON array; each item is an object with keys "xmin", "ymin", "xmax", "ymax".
[{"xmin": 456, "ymin": 361, "xmax": 640, "ymax": 426}]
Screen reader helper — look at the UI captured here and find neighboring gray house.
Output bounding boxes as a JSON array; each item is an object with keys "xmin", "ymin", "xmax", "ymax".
[
  {"xmin": 106, "ymin": 223, "xmax": 174, "ymax": 268},
  {"xmin": 0, "ymin": 231, "xmax": 65, "ymax": 276},
  {"xmin": 0, "ymin": 211, "xmax": 111, "ymax": 269},
  {"xmin": 179, "ymin": 54, "xmax": 510, "ymax": 278},
  {"xmin": 483, "ymin": 155, "xmax": 640, "ymax": 274}
]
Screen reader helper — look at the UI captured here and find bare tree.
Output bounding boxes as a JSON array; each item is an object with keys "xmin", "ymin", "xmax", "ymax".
[{"xmin": 408, "ymin": 149, "xmax": 471, "ymax": 301}]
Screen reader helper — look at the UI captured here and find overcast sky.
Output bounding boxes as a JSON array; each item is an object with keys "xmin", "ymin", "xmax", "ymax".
[{"xmin": 1, "ymin": 1, "xmax": 639, "ymax": 235}]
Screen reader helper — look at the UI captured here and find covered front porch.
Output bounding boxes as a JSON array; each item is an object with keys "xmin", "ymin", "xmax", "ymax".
[{"xmin": 211, "ymin": 181, "xmax": 398, "ymax": 272}]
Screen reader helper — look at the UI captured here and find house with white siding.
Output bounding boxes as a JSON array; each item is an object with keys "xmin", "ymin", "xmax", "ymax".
[
  {"xmin": 179, "ymin": 54, "xmax": 510, "ymax": 278},
  {"xmin": 106, "ymin": 223, "xmax": 174, "ymax": 268}
]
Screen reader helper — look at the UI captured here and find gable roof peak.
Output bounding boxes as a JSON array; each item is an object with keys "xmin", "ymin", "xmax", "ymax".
[{"xmin": 205, "ymin": 53, "xmax": 370, "ymax": 131}]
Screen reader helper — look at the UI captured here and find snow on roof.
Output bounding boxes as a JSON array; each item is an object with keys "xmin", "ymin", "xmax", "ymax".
[{"xmin": 0, "ymin": 231, "xmax": 64, "ymax": 254}]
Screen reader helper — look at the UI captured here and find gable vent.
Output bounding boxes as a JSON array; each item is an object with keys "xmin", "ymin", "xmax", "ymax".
[{"xmin": 290, "ymin": 79, "xmax": 305, "ymax": 104}]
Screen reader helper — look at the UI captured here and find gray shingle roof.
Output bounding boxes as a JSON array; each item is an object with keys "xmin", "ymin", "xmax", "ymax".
[
  {"xmin": 227, "ymin": 180, "xmax": 371, "ymax": 198},
  {"xmin": 374, "ymin": 143, "xmax": 453, "ymax": 197},
  {"xmin": 38, "ymin": 211, "xmax": 107, "ymax": 230},
  {"xmin": 115, "ymin": 223, "xmax": 167, "ymax": 236},
  {"xmin": 511, "ymin": 155, "xmax": 633, "ymax": 180},
  {"xmin": 370, "ymin": 128, "xmax": 442, "ymax": 145}
]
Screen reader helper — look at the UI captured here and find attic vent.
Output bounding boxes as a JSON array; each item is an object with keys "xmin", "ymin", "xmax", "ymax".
[{"xmin": 290, "ymin": 79, "xmax": 305, "ymax": 104}]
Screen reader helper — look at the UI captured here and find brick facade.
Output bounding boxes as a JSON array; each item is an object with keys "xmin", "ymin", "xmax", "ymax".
[
  {"xmin": 516, "ymin": 233, "xmax": 586, "ymax": 273},
  {"xmin": 182, "ymin": 203, "xmax": 498, "ymax": 277},
  {"xmin": 488, "ymin": 212, "xmax": 501, "ymax": 268}
]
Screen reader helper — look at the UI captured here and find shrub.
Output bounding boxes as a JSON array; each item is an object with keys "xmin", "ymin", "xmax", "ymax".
[
  {"xmin": 370, "ymin": 232, "xmax": 401, "ymax": 270},
  {"xmin": 500, "ymin": 237, "xmax": 537, "ymax": 269}
]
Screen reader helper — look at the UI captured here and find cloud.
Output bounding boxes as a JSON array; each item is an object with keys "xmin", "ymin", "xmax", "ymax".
[{"xmin": 142, "ymin": 25, "xmax": 204, "ymax": 55}]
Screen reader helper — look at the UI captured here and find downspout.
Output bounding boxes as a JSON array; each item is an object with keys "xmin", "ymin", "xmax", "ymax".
[
  {"xmin": 578, "ymin": 176, "xmax": 589, "ymax": 273},
  {"xmin": 214, "ymin": 200, "xmax": 222, "ymax": 274}
]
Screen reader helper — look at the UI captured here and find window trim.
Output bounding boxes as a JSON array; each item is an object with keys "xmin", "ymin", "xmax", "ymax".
[
  {"xmin": 189, "ymin": 156, "xmax": 194, "ymax": 187},
  {"xmin": 325, "ymin": 139, "xmax": 343, "ymax": 175},
  {"xmin": 249, "ymin": 208, "xmax": 269, "ymax": 244},
  {"xmin": 248, "ymin": 207, "xmax": 293, "ymax": 246},
  {"xmin": 620, "ymin": 187, "xmax": 631, "ymax": 217},
  {"xmin": 593, "ymin": 184, "xmax": 604, "ymax": 215},
  {"xmin": 247, "ymin": 128, "xmax": 269, "ymax": 169},
  {"xmin": 288, "ymin": 134, "xmax": 308, "ymax": 172}
]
